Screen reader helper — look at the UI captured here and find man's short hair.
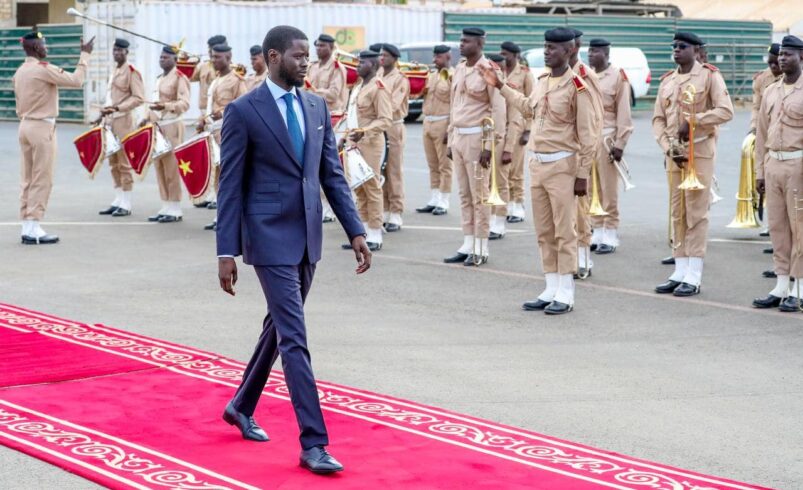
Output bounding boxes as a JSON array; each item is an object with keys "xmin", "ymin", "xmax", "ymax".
[{"xmin": 262, "ymin": 25, "xmax": 308, "ymax": 58}]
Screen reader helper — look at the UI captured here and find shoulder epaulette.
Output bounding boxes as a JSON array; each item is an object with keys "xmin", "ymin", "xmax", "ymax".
[
  {"xmin": 578, "ymin": 64, "xmax": 588, "ymax": 78},
  {"xmin": 703, "ymin": 63, "xmax": 719, "ymax": 72},
  {"xmin": 619, "ymin": 68, "xmax": 628, "ymax": 82},
  {"xmin": 38, "ymin": 61, "xmax": 49, "ymax": 66},
  {"xmin": 129, "ymin": 65, "xmax": 138, "ymax": 73},
  {"xmin": 333, "ymin": 60, "xmax": 340, "ymax": 69},
  {"xmin": 660, "ymin": 70, "xmax": 674, "ymax": 81},
  {"xmin": 572, "ymin": 75, "xmax": 586, "ymax": 92},
  {"xmin": 376, "ymin": 79, "xmax": 385, "ymax": 89}
]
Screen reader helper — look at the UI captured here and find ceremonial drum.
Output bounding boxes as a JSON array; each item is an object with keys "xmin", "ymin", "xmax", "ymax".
[
  {"xmin": 173, "ymin": 131, "xmax": 214, "ymax": 199},
  {"xmin": 336, "ymin": 50, "xmax": 360, "ymax": 88},
  {"xmin": 121, "ymin": 124, "xmax": 158, "ymax": 179},
  {"xmin": 343, "ymin": 146, "xmax": 376, "ymax": 190},
  {"xmin": 152, "ymin": 126, "xmax": 173, "ymax": 159},
  {"xmin": 73, "ymin": 125, "xmax": 121, "ymax": 178},
  {"xmin": 399, "ymin": 62, "xmax": 429, "ymax": 99},
  {"xmin": 104, "ymin": 126, "xmax": 122, "ymax": 157}
]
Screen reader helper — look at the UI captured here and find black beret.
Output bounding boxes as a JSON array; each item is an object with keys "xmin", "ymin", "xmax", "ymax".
[
  {"xmin": 359, "ymin": 50, "xmax": 380, "ymax": 59},
  {"xmin": 572, "ymin": 29, "xmax": 583, "ymax": 39},
  {"xmin": 544, "ymin": 28, "xmax": 575, "ymax": 43},
  {"xmin": 487, "ymin": 53, "xmax": 505, "ymax": 63},
  {"xmin": 589, "ymin": 38, "xmax": 610, "ymax": 48},
  {"xmin": 114, "ymin": 38, "xmax": 130, "ymax": 49},
  {"xmin": 382, "ymin": 43, "xmax": 400, "ymax": 58},
  {"xmin": 433, "ymin": 44, "xmax": 451, "ymax": 54},
  {"xmin": 369, "ymin": 43, "xmax": 383, "ymax": 53},
  {"xmin": 317, "ymin": 34, "xmax": 335, "ymax": 44},
  {"xmin": 462, "ymin": 27, "xmax": 486, "ymax": 37},
  {"xmin": 781, "ymin": 35, "xmax": 803, "ymax": 50},
  {"xmin": 211, "ymin": 43, "xmax": 231, "ymax": 53},
  {"xmin": 250, "ymin": 45, "xmax": 262, "ymax": 56},
  {"xmin": 768, "ymin": 43, "xmax": 781, "ymax": 56},
  {"xmin": 500, "ymin": 41, "xmax": 521, "ymax": 53},
  {"xmin": 162, "ymin": 45, "xmax": 178, "ymax": 55},
  {"xmin": 21, "ymin": 31, "xmax": 43, "ymax": 41},
  {"xmin": 673, "ymin": 32, "xmax": 704, "ymax": 46},
  {"xmin": 207, "ymin": 35, "xmax": 226, "ymax": 46}
]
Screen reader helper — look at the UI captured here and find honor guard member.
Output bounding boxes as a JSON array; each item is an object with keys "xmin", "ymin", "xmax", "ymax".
[
  {"xmin": 753, "ymin": 35, "xmax": 803, "ymax": 312},
  {"xmin": 653, "ymin": 32, "xmax": 734, "ymax": 297},
  {"xmin": 369, "ymin": 43, "xmax": 384, "ymax": 53},
  {"xmin": 143, "ymin": 46, "xmax": 191, "ymax": 223},
  {"xmin": 13, "ymin": 31, "xmax": 94, "ymax": 244},
  {"xmin": 417, "ymin": 44, "xmax": 453, "ymax": 216},
  {"xmin": 587, "ymin": 38, "xmax": 633, "ymax": 254},
  {"xmin": 198, "ymin": 43, "xmax": 247, "ymax": 231},
  {"xmin": 478, "ymin": 27, "xmax": 595, "ymax": 314},
  {"xmin": 98, "ymin": 38, "xmax": 145, "ymax": 217},
  {"xmin": 338, "ymin": 50, "xmax": 392, "ymax": 250},
  {"xmin": 751, "ymin": 43, "xmax": 782, "ymax": 134},
  {"xmin": 379, "ymin": 43, "xmax": 410, "ymax": 232},
  {"xmin": 495, "ymin": 41, "xmax": 535, "ymax": 234},
  {"xmin": 485, "ymin": 52, "xmax": 508, "ymax": 239},
  {"xmin": 443, "ymin": 27, "xmax": 506, "ymax": 266},
  {"xmin": 569, "ymin": 29, "xmax": 603, "ymax": 277},
  {"xmin": 246, "ymin": 45, "xmax": 268, "ymax": 92}
]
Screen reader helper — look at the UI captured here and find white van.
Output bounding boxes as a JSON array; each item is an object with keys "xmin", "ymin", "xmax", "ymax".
[
  {"xmin": 399, "ymin": 42, "xmax": 460, "ymax": 121},
  {"xmin": 522, "ymin": 46, "xmax": 651, "ymax": 102}
]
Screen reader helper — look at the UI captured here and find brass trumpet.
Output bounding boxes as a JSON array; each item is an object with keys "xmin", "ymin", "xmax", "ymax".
[
  {"xmin": 727, "ymin": 133, "xmax": 761, "ymax": 228},
  {"xmin": 588, "ymin": 158, "xmax": 609, "ymax": 217},
  {"xmin": 603, "ymin": 135, "xmax": 635, "ymax": 191},
  {"xmin": 478, "ymin": 117, "xmax": 506, "ymax": 207},
  {"xmin": 678, "ymin": 84, "xmax": 706, "ymax": 191}
]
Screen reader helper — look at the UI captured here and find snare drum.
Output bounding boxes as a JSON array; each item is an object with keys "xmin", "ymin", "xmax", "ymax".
[
  {"xmin": 103, "ymin": 126, "xmax": 122, "ymax": 158},
  {"xmin": 152, "ymin": 127, "xmax": 173, "ymax": 160},
  {"xmin": 343, "ymin": 147, "xmax": 376, "ymax": 190}
]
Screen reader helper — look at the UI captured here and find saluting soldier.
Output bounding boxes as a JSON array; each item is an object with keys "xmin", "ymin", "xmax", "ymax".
[
  {"xmin": 753, "ymin": 35, "xmax": 803, "ymax": 312},
  {"xmin": 143, "ymin": 46, "xmax": 191, "ymax": 223},
  {"xmin": 245, "ymin": 45, "xmax": 267, "ymax": 92},
  {"xmin": 338, "ymin": 50, "xmax": 392, "ymax": 251},
  {"xmin": 416, "ymin": 44, "xmax": 453, "ymax": 216},
  {"xmin": 199, "ymin": 43, "xmax": 247, "ymax": 231},
  {"xmin": 587, "ymin": 38, "xmax": 633, "ymax": 254},
  {"xmin": 652, "ymin": 32, "xmax": 734, "ymax": 297},
  {"xmin": 443, "ymin": 27, "xmax": 506, "ymax": 267},
  {"xmin": 478, "ymin": 27, "xmax": 596, "ymax": 314},
  {"xmin": 379, "ymin": 43, "xmax": 410, "ymax": 232},
  {"xmin": 13, "ymin": 31, "xmax": 94, "ymax": 244},
  {"xmin": 98, "ymin": 38, "xmax": 145, "ymax": 217}
]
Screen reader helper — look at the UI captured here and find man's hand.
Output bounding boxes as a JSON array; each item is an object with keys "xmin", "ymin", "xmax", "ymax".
[
  {"xmin": 100, "ymin": 106, "xmax": 117, "ymax": 116},
  {"xmin": 501, "ymin": 151, "xmax": 513, "ymax": 165},
  {"xmin": 476, "ymin": 63, "xmax": 502, "ymax": 89},
  {"xmin": 447, "ymin": 147, "xmax": 453, "ymax": 160},
  {"xmin": 678, "ymin": 120, "xmax": 690, "ymax": 142},
  {"xmin": 196, "ymin": 121, "xmax": 206, "ymax": 133},
  {"xmin": 351, "ymin": 235, "xmax": 372, "ymax": 274},
  {"xmin": 672, "ymin": 155, "xmax": 687, "ymax": 169},
  {"xmin": 479, "ymin": 149, "xmax": 492, "ymax": 168},
  {"xmin": 80, "ymin": 36, "xmax": 95, "ymax": 54},
  {"xmin": 574, "ymin": 178, "xmax": 588, "ymax": 196},
  {"xmin": 150, "ymin": 102, "xmax": 165, "ymax": 111},
  {"xmin": 442, "ymin": 133, "xmax": 449, "ymax": 145},
  {"xmin": 349, "ymin": 131, "xmax": 364, "ymax": 143},
  {"xmin": 756, "ymin": 178, "xmax": 766, "ymax": 195},
  {"xmin": 218, "ymin": 257, "xmax": 237, "ymax": 296},
  {"xmin": 610, "ymin": 147, "xmax": 624, "ymax": 162},
  {"xmin": 211, "ymin": 110, "xmax": 223, "ymax": 121},
  {"xmin": 137, "ymin": 119, "xmax": 147, "ymax": 128},
  {"xmin": 519, "ymin": 130, "xmax": 530, "ymax": 146}
]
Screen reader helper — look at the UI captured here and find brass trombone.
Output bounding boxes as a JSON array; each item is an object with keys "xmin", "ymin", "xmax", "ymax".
[
  {"xmin": 603, "ymin": 135, "xmax": 635, "ymax": 191},
  {"xmin": 727, "ymin": 133, "xmax": 761, "ymax": 228},
  {"xmin": 678, "ymin": 84, "xmax": 706, "ymax": 191},
  {"xmin": 588, "ymin": 158, "xmax": 609, "ymax": 217},
  {"xmin": 479, "ymin": 117, "xmax": 506, "ymax": 207}
]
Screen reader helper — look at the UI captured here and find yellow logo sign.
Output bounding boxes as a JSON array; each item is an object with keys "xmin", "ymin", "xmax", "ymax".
[{"xmin": 323, "ymin": 26, "xmax": 365, "ymax": 52}]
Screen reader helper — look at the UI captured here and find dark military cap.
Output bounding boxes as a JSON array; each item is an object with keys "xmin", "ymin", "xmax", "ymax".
[
  {"xmin": 487, "ymin": 53, "xmax": 505, "ymax": 63},
  {"xmin": 433, "ymin": 44, "xmax": 451, "ymax": 54},
  {"xmin": 359, "ymin": 50, "xmax": 380, "ymax": 59},
  {"xmin": 768, "ymin": 43, "xmax": 781, "ymax": 56},
  {"xmin": 317, "ymin": 34, "xmax": 336, "ymax": 44},
  {"xmin": 673, "ymin": 32, "xmax": 704, "ymax": 46},
  {"xmin": 544, "ymin": 28, "xmax": 575, "ymax": 43},
  {"xmin": 462, "ymin": 27, "xmax": 486, "ymax": 37},
  {"xmin": 250, "ymin": 45, "xmax": 262, "ymax": 56},
  {"xmin": 114, "ymin": 38, "xmax": 130, "ymax": 49},
  {"xmin": 211, "ymin": 43, "xmax": 232, "ymax": 53},
  {"xmin": 21, "ymin": 31, "xmax": 43, "ymax": 41},
  {"xmin": 369, "ymin": 43, "xmax": 383, "ymax": 53},
  {"xmin": 781, "ymin": 35, "xmax": 803, "ymax": 50},
  {"xmin": 500, "ymin": 41, "xmax": 521, "ymax": 54},
  {"xmin": 589, "ymin": 38, "xmax": 610, "ymax": 47},
  {"xmin": 207, "ymin": 35, "xmax": 226, "ymax": 46},
  {"xmin": 571, "ymin": 29, "xmax": 584, "ymax": 39},
  {"xmin": 382, "ymin": 43, "xmax": 400, "ymax": 58},
  {"xmin": 162, "ymin": 45, "xmax": 178, "ymax": 55}
]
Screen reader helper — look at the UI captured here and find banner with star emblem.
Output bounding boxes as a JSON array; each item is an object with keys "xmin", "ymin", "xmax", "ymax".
[
  {"xmin": 121, "ymin": 124, "xmax": 156, "ymax": 179},
  {"xmin": 174, "ymin": 132, "xmax": 213, "ymax": 199},
  {"xmin": 73, "ymin": 126, "xmax": 105, "ymax": 179}
]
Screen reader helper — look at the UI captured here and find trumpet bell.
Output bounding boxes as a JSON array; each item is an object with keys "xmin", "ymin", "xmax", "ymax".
[
  {"xmin": 678, "ymin": 172, "xmax": 706, "ymax": 190},
  {"xmin": 484, "ymin": 189, "xmax": 506, "ymax": 206},
  {"xmin": 727, "ymin": 197, "xmax": 760, "ymax": 228},
  {"xmin": 588, "ymin": 199, "xmax": 609, "ymax": 217}
]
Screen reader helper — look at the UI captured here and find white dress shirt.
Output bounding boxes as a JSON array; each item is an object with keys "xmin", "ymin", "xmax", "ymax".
[{"xmin": 265, "ymin": 76, "xmax": 306, "ymax": 141}]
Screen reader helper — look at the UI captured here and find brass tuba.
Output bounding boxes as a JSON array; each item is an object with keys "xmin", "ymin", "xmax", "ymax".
[
  {"xmin": 678, "ymin": 84, "xmax": 706, "ymax": 191},
  {"xmin": 727, "ymin": 133, "xmax": 761, "ymax": 228}
]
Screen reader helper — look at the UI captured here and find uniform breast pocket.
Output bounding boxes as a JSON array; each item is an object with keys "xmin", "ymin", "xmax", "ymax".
[
  {"xmin": 246, "ymin": 201, "xmax": 281, "ymax": 215},
  {"xmin": 782, "ymin": 100, "xmax": 803, "ymax": 127},
  {"xmin": 466, "ymin": 74, "xmax": 489, "ymax": 101},
  {"xmin": 547, "ymin": 91, "xmax": 573, "ymax": 124}
]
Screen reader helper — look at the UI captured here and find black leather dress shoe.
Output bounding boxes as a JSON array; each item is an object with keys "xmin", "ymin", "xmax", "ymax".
[
  {"xmin": 590, "ymin": 244, "xmax": 598, "ymax": 252},
  {"xmin": 222, "ymin": 402, "xmax": 269, "ymax": 442},
  {"xmin": 21, "ymin": 234, "xmax": 59, "ymax": 245},
  {"xmin": 322, "ymin": 216, "xmax": 335, "ymax": 223},
  {"xmin": 489, "ymin": 231, "xmax": 504, "ymax": 240},
  {"xmin": 99, "ymin": 206, "xmax": 119, "ymax": 215},
  {"xmin": 661, "ymin": 256, "xmax": 676, "ymax": 265},
  {"xmin": 522, "ymin": 299, "xmax": 551, "ymax": 311},
  {"xmin": 752, "ymin": 295, "xmax": 783, "ymax": 309},
  {"xmin": 463, "ymin": 254, "xmax": 488, "ymax": 266},
  {"xmin": 443, "ymin": 252, "xmax": 468, "ymax": 264},
  {"xmin": 432, "ymin": 207, "xmax": 447, "ymax": 216},
  {"xmin": 507, "ymin": 216, "xmax": 524, "ymax": 223},
  {"xmin": 300, "ymin": 446, "xmax": 343, "ymax": 474},
  {"xmin": 673, "ymin": 282, "xmax": 700, "ymax": 296},
  {"xmin": 762, "ymin": 270, "xmax": 777, "ymax": 278},
  {"xmin": 655, "ymin": 279, "xmax": 681, "ymax": 294},
  {"xmin": 148, "ymin": 214, "xmax": 165, "ymax": 222},
  {"xmin": 759, "ymin": 230, "xmax": 769, "ymax": 237},
  {"xmin": 779, "ymin": 296, "xmax": 802, "ymax": 312},
  {"xmin": 763, "ymin": 247, "xmax": 773, "ymax": 254},
  {"xmin": 384, "ymin": 223, "xmax": 401, "ymax": 232},
  {"xmin": 111, "ymin": 208, "xmax": 131, "ymax": 217},
  {"xmin": 367, "ymin": 242, "xmax": 382, "ymax": 251},
  {"xmin": 204, "ymin": 221, "xmax": 216, "ymax": 231},
  {"xmin": 207, "ymin": 201, "xmax": 217, "ymax": 210},
  {"xmin": 544, "ymin": 301, "xmax": 573, "ymax": 315},
  {"xmin": 194, "ymin": 200, "xmax": 211, "ymax": 208},
  {"xmin": 416, "ymin": 204, "xmax": 435, "ymax": 213},
  {"xmin": 158, "ymin": 215, "xmax": 182, "ymax": 223},
  {"xmin": 574, "ymin": 268, "xmax": 592, "ymax": 279},
  {"xmin": 595, "ymin": 244, "xmax": 616, "ymax": 254}
]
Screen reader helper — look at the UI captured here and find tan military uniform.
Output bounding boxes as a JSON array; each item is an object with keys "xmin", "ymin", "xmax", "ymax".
[
  {"xmin": 756, "ymin": 77, "xmax": 803, "ymax": 280},
  {"xmin": 245, "ymin": 70, "xmax": 267, "ymax": 92},
  {"xmin": 422, "ymin": 68, "xmax": 452, "ymax": 196},
  {"xmin": 653, "ymin": 61, "xmax": 734, "ymax": 264},
  {"xmin": 751, "ymin": 68, "xmax": 782, "ymax": 131},
  {"xmin": 449, "ymin": 57, "xmax": 506, "ymax": 248},
  {"xmin": 191, "ymin": 61, "xmax": 216, "ymax": 112},
  {"xmin": 380, "ymin": 67, "xmax": 410, "ymax": 222},
  {"xmin": 13, "ymin": 52, "xmax": 90, "ymax": 221},
  {"xmin": 306, "ymin": 57, "xmax": 349, "ymax": 113},
  {"xmin": 592, "ymin": 64, "xmax": 633, "ymax": 233},
  {"xmin": 147, "ymin": 67, "xmax": 190, "ymax": 205},
  {"xmin": 206, "ymin": 70, "xmax": 247, "ymax": 194},
  {"xmin": 106, "ymin": 62, "xmax": 145, "ymax": 193}
]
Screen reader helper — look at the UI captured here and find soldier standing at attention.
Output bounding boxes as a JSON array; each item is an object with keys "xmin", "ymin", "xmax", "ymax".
[
  {"xmin": 379, "ymin": 43, "xmax": 410, "ymax": 232},
  {"xmin": 246, "ymin": 45, "xmax": 268, "ymax": 92}
]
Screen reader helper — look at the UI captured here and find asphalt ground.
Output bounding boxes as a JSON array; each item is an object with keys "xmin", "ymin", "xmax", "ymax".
[{"xmin": 0, "ymin": 109, "xmax": 801, "ymax": 489}]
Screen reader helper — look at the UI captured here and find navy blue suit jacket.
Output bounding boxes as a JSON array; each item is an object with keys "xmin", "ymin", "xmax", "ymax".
[{"xmin": 216, "ymin": 82, "xmax": 364, "ymax": 265}]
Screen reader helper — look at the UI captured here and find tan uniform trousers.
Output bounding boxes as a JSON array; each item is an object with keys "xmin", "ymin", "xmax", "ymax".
[
  {"xmin": 453, "ymin": 132, "xmax": 491, "ymax": 239},
  {"xmin": 668, "ymin": 138, "xmax": 715, "ymax": 258},
  {"xmin": 591, "ymin": 142, "xmax": 621, "ymax": 229},
  {"xmin": 154, "ymin": 123, "xmax": 184, "ymax": 202},
  {"xmin": 576, "ymin": 195, "xmax": 592, "ymax": 247},
  {"xmin": 354, "ymin": 133, "xmax": 386, "ymax": 229},
  {"xmin": 509, "ymin": 133, "xmax": 527, "ymax": 204},
  {"xmin": 382, "ymin": 122, "xmax": 405, "ymax": 214},
  {"xmin": 494, "ymin": 127, "xmax": 522, "ymax": 217},
  {"xmin": 422, "ymin": 118, "xmax": 452, "ymax": 193},
  {"xmin": 766, "ymin": 157, "xmax": 803, "ymax": 277},
  {"xmin": 18, "ymin": 120, "xmax": 56, "ymax": 221},
  {"xmin": 109, "ymin": 114, "xmax": 135, "ymax": 191},
  {"xmin": 530, "ymin": 154, "xmax": 578, "ymax": 274}
]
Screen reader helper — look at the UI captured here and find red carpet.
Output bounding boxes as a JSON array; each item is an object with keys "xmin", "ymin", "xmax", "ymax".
[{"xmin": 0, "ymin": 303, "xmax": 770, "ymax": 489}]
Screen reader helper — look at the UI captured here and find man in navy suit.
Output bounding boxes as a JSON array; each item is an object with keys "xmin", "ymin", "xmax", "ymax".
[{"xmin": 216, "ymin": 25, "xmax": 371, "ymax": 474}]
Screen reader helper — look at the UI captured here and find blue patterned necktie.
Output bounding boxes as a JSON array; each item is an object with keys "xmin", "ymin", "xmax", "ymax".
[{"xmin": 281, "ymin": 92, "xmax": 304, "ymax": 165}]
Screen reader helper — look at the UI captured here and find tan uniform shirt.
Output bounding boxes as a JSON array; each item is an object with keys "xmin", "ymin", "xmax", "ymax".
[
  {"xmin": 572, "ymin": 61, "xmax": 603, "ymax": 134},
  {"xmin": 307, "ymin": 57, "xmax": 349, "ymax": 113},
  {"xmin": 351, "ymin": 78, "xmax": 393, "ymax": 137},
  {"xmin": 751, "ymin": 68, "xmax": 782, "ymax": 130},
  {"xmin": 500, "ymin": 69, "xmax": 596, "ymax": 179},
  {"xmin": 208, "ymin": 70, "xmax": 247, "ymax": 117},
  {"xmin": 13, "ymin": 52, "xmax": 90, "ymax": 119},
  {"xmin": 502, "ymin": 63, "xmax": 535, "ymax": 153},
  {"xmin": 596, "ymin": 64, "xmax": 633, "ymax": 150},
  {"xmin": 756, "ymin": 77, "xmax": 803, "ymax": 179},
  {"xmin": 422, "ymin": 68, "xmax": 451, "ymax": 117},
  {"xmin": 108, "ymin": 62, "xmax": 145, "ymax": 115},
  {"xmin": 448, "ymin": 57, "xmax": 506, "ymax": 141},
  {"xmin": 245, "ymin": 71, "xmax": 267, "ymax": 93},
  {"xmin": 147, "ymin": 67, "xmax": 191, "ymax": 123},
  {"xmin": 652, "ymin": 61, "xmax": 734, "ymax": 156},
  {"xmin": 191, "ymin": 61, "xmax": 216, "ymax": 111},
  {"xmin": 380, "ymin": 66, "xmax": 410, "ymax": 121}
]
